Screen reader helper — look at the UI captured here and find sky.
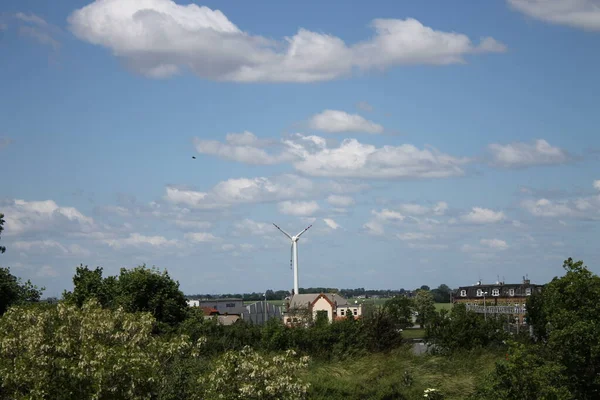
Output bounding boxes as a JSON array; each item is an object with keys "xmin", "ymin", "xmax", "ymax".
[{"xmin": 1, "ymin": 0, "xmax": 600, "ymax": 297}]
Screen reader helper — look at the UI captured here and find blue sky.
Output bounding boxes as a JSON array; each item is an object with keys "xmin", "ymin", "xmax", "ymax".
[{"xmin": 1, "ymin": 0, "xmax": 600, "ymax": 296}]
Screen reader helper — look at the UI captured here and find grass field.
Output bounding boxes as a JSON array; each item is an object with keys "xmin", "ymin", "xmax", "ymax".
[{"xmin": 304, "ymin": 347, "xmax": 499, "ymax": 400}]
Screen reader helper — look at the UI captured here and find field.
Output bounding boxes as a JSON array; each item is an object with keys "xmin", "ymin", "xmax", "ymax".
[{"xmin": 304, "ymin": 346, "xmax": 499, "ymax": 400}]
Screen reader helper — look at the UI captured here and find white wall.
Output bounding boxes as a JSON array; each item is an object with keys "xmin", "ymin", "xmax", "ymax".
[{"xmin": 312, "ymin": 297, "xmax": 334, "ymax": 322}]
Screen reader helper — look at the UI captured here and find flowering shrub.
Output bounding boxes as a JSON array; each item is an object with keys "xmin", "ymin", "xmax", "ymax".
[
  {"xmin": 201, "ymin": 345, "xmax": 310, "ymax": 400},
  {"xmin": 0, "ymin": 300, "xmax": 202, "ymax": 399}
]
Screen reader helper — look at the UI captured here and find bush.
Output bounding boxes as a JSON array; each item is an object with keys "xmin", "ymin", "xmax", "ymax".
[{"xmin": 0, "ymin": 300, "xmax": 201, "ymax": 399}]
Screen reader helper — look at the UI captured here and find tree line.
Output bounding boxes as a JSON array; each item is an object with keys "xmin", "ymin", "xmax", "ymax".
[{"xmin": 187, "ymin": 284, "xmax": 452, "ymax": 303}]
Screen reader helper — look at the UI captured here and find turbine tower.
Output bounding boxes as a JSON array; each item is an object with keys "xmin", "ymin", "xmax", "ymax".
[{"xmin": 273, "ymin": 223, "xmax": 312, "ymax": 296}]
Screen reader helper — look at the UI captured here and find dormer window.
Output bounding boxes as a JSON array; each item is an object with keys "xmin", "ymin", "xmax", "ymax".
[
  {"xmin": 526, "ymin": 288, "xmax": 532, "ymax": 296},
  {"xmin": 509, "ymin": 289, "xmax": 515, "ymax": 296},
  {"xmin": 460, "ymin": 290, "xmax": 467, "ymax": 297},
  {"xmin": 492, "ymin": 289, "xmax": 500, "ymax": 297},
  {"xmin": 476, "ymin": 289, "xmax": 483, "ymax": 297}
]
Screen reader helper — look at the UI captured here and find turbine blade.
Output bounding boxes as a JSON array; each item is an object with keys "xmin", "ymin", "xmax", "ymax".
[
  {"xmin": 295, "ymin": 224, "xmax": 313, "ymax": 238},
  {"xmin": 290, "ymin": 244, "xmax": 293, "ymax": 270},
  {"xmin": 273, "ymin": 223, "xmax": 292, "ymax": 240}
]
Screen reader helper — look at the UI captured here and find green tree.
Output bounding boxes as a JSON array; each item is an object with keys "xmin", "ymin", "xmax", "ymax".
[
  {"xmin": 0, "ymin": 213, "xmax": 6, "ymax": 254},
  {"xmin": 0, "ymin": 300, "xmax": 202, "ymax": 400},
  {"xmin": 525, "ymin": 258, "xmax": 600, "ymax": 398},
  {"xmin": 63, "ymin": 265, "xmax": 118, "ymax": 308},
  {"xmin": 427, "ymin": 303, "xmax": 506, "ymax": 353},
  {"xmin": 63, "ymin": 264, "xmax": 188, "ymax": 327},
  {"xmin": 117, "ymin": 265, "xmax": 188, "ymax": 327},
  {"xmin": 431, "ymin": 284, "xmax": 451, "ymax": 303},
  {"xmin": 383, "ymin": 296, "xmax": 413, "ymax": 330},
  {"xmin": 0, "ymin": 267, "xmax": 44, "ymax": 316},
  {"xmin": 414, "ymin": 289, "xmax": 436, "ymax": 328},
  {"xmin": 201, "ymin": 346, "xmax": 310, "ymax": 400}
]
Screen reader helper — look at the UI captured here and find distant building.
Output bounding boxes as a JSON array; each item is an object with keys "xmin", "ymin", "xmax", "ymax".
[
  {"xmin": 452, "ymin": 277, "xmax": 543, "ymax": 323},
  {"xmin": 186, "ymin": 297, "xmax": 281, "ymax": 326},
  {"xmin": 283, "ymin": 293, "xmax": 362, "ymax": 325}
]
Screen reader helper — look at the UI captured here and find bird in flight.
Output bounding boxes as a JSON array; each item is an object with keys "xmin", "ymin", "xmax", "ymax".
[{"xmin": 192, "ymin": 156, "xmax": 196, "ymax": 159}]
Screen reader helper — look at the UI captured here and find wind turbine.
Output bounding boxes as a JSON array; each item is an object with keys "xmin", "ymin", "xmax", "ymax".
[{"xmin": 273, "ymin": 223, "xmax": 312, "ymax": 296}]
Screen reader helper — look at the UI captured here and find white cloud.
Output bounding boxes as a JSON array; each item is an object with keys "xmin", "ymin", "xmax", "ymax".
[
  {"xmin": 277, "ymin": 200, "xmax": 320, "ymax": 216},
  {"xmin": 508, "ymin": 0, "xmax": 600, "ymax": 31},
  {"xmin": 480, "ymin": 238, "xmax": 509, "ymax": 250},
  {"xmin": 166, "ymin": 174, "xmax": 315, "ymax": 208},
  {"xmin": 489, "ymin": 139, "xmax": 569, "ymax": 168},
  {"xmin": 372, "ymin": 209, "xmax": 405, "ymax": 221},
  {"xmin": 234, "ymin": 219, "xmax": 274, "ymax": 236},
  {"xmin": 398, "ymin": 201, "xmax": 448, "ymax": 216},
  {"xmin": 397, "ymin": 232, "xmax": 433, "ymax": 241},
  {"xmin": 68, "ymin": 1, "xmax": 505, "ymax": 83},
  {"xmin": 288, "ymin": 135, "xmax": 468, "ymax": 179},
  {"xmin": 363, "ymin": 220, "xmax": 385, "ymax": 236},
  {"xmin": 173, "ymin": 220, "xmax": 212, "ymax": 230},
  {"xmin": 194, "ymin": 133, "xmax": 467, "ymax": 180},
  {"xmin": 104, "ymin": 233, "xmax": 179, "ymax": 248},
  {"xmin": 461, "ymin": 207, "xmax": 505, "ymax": 224},
  {"xmin": 521, "ymin": 190, "xmax": 600, "ymax": 218},
  {"xmin": 407, "ymin": 243, "xmax": 448, "ymax": 250},
  {"xmin": 326, "ymin": 195, "xmax": 355, "ymax": 207},
  {"xmin": 184, "ymin": 232, "xmax": 219, "ymax": 242},
  {"xmin": 323, "ymin": 218, "xmax": 339, "ymax": 230},
  {"xmin": 15, "ymin": 12, "xmax": 48, "ymax": 27},
  {"xmin": 220, "ymin": 243, "xmax": 236, "ymax": 252},
  {"xmin": 309, "ymin": 110, "xmax": 384, "ymax": 134},
  {"xmin": 594, "ymin": 180, "xmax": 600, "ymax": 191},
  {"xmin": 2, "ymin": 199, "xmax": 95, "ymax": 236},
  {"xmin": 12, "ymin": 241, "xmax": 90, "ymax": 257},
  {"xmin": 194, "ymin": 132, "xmax": 295, "ymax": 165}
]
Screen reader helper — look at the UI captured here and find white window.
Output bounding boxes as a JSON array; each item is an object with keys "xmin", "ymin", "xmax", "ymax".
[
  {"xmin": 353, "ymin": 309, "xmax": 358, "ymax": 316},
  {"xmin": 340, "ymin": 309, "xmax": 345, "ymax": 316},
  {"xmin": 509, "ymin": 289, "xmax": 515, "ymax": 296},
  {"xmin": 476, "ymin": 289, "xmax": 483, "ymax": 297},
  {"xmin": 492, "ymin": 289, "xmax": 499, "ymax": 296},
  {"xmin": 526, "ymin": 288, "xmax": 532, "ymax": 296},
  {"xmin": 460, "ymin": 290, "xmax": 467, "ymax": 297}
]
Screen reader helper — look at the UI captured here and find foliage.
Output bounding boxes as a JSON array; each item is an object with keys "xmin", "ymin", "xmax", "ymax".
[
  {"xmin": 524, "ymin": 258, "xmax": 600, "ymax": 398},
  {"xmin": 473, "ymin": 342, "xmax": 572, "ymax": 400},
  {"xmin": 63, "ymin": 265, "xmax": 117, "ymax": 308},
  {"xmin": 383, "ymin": 296, "xmax": 414, "ymax": 330},
  {"xmin": 0, "ymin": 300, "xmax": 202, "ymax": 400},
  {"xmin": 362, "ymin": 307, "xmax": 402, "ymax": 352},
  {"xmin": 0, "ymin": 267, "xmax": 44, "ymax": 316},
  {"xmin": 117, "ymin": 265, "xmax": 188, "ymax": 327},
  {"xmin": 306, "ymin": 347, "xmax": 500, "ymax": 400},
  {"xmin": 414, "ymin": 289, "xmax": 436, "ymax": 328},
  {"xmin": 201, "ymin": 346, "xmax": 310, "ymax": 400},
  {"xmin": 0, "ymin": 213, "xmax": 6, "ymax": 254},
  {"xmin": 427, "ymin": 303, "xmax": 507, "ymax": 353},
  {"xmin": 431, "ymin": 284, "xmax": 452, "ymax": 303},
  {"xmin": 64, "ymin": 264, "xmax": 188, "ymax": 327}
]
